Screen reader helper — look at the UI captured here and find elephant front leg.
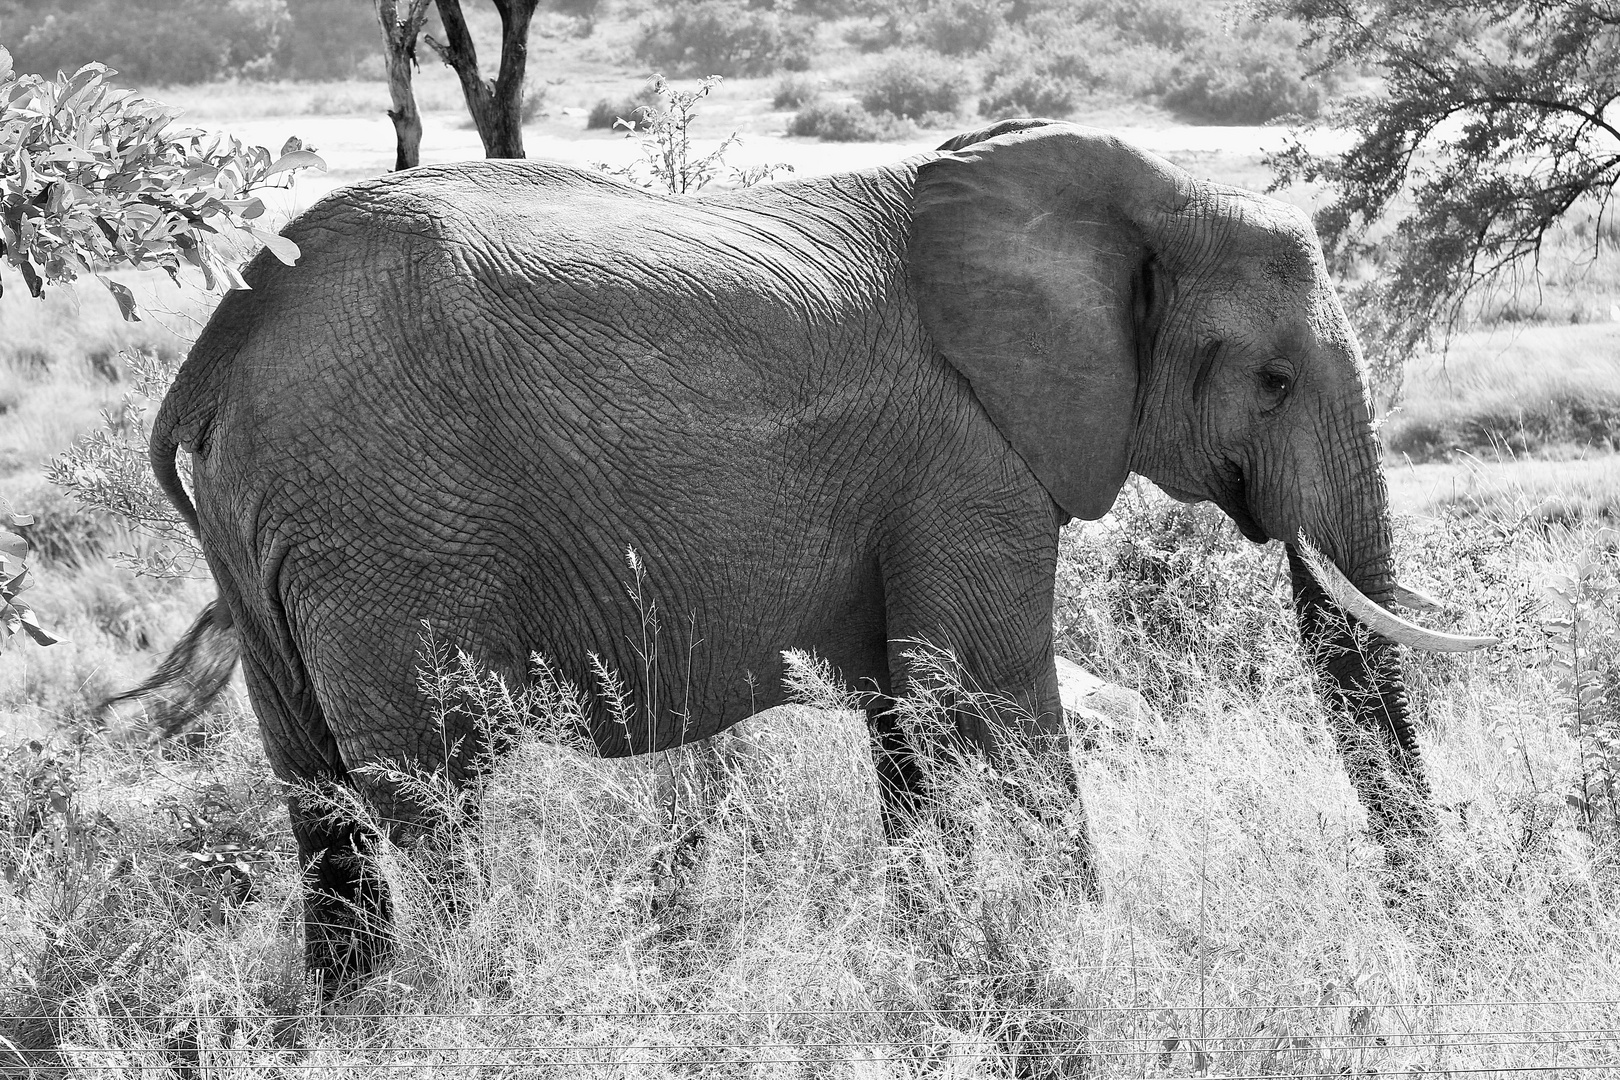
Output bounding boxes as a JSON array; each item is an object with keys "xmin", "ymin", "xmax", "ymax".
[
  {"xmin": 878, "ymin": 505, "xmax": 1103, "ymax": 900},
  {"xmin": 1286, "ymin": 547, "xmax": 1437, "ymax": 850}
]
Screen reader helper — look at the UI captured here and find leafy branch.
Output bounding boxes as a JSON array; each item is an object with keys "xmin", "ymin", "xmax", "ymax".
[
  {"xmin": 0, "ymin": 46, "xmax": 325, "ymax": 320},
  {"xmin": 1, "ymin": 508, "xmax": 62, "ymax": 654},
  {"xmin": 47, "ymin": 349, "xmax": 201, "ymax": 580},
  {"xmin": 1262, "ymin": 0, "xmax": 1620, "ymax": 396},
  {"xmin": 598, "ymin": 75, "xmax": 792, "ymax": 195},
  {"xmin": 1543, "ymin": 552, "xmax": 1620, "ymax": 836}
]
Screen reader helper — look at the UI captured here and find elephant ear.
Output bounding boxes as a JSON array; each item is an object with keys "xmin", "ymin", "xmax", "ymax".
[
  {"xmin": 934, "ymin": 117, "xmax": 1057, "ymax": 152},
  {"xmin": 911, "ymin": 124, "xmax": 1184, "ymax": 520}
]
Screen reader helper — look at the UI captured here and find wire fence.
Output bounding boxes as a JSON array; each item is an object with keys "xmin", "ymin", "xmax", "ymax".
[{"xmin": 5, "ymin": 1001, "xmax": 1620, "ymax": 1078}]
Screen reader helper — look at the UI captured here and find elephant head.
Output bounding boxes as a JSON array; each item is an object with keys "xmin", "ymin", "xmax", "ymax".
[{"xmin": 910, "ymin": 121, "xmax": 1492, "ymax": 842}]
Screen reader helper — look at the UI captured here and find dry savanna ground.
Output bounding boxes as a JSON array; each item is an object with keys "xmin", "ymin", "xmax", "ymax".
[{"xmin": 2, "ymin": 29, "xmax": 1619, "ymax": 1077}]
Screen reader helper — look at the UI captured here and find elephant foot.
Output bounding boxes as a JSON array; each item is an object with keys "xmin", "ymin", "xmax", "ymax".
[
  {"xmin": 302, "ymin": 837, "xmax": 392, "ymax": 999},
  {"xmin": 1049, "ymin": 816, "xmax": 1103, "ymax": 903},
  {"xmin": 987, "ymin": 768, "xmax": 1104, "ymax": 903}
]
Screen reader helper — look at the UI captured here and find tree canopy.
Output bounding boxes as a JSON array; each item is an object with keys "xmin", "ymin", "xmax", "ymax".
[{"xmin": 1265, "ymin": 0, "xmax": 1620, "ymax": 389}]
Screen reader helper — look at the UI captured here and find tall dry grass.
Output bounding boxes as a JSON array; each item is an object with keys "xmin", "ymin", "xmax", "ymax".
[
  {"xmin": 1, "ymin": 282, "xmax": 220, "ymax": 737},
  {"xmin": 1386, "ymin": 323, "xmax": 1620, "ymax": 464},
  {"xmin": 3, "ymin": 483, "xmax": 1616, "ymax": 1076}
]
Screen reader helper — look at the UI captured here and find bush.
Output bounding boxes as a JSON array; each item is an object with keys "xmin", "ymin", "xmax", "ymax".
[
  {"xmin": 789, "ymin": 0, "xmax": 859, "ymax": 16},
  {"xmin": 979, "ymin": 68, "xmax": 1081, "ymax": 118},
  {"xmin": 521, "ymin": 84, "xmax": 550, "ymax": 123},
  {"xmin": 586, "ymin": 85, "xmax": 662, "ymax": 130},
  {"xmin": 787, "ymin": 100, "xmax": 912, "ymax": 141},
  {"xmin": 772, "ymin": 74, "xmax": 819, "ymax": 110},
  {"xmin": 916, "ymin": 0, "xmax": 1005, "ymax": 55},
  {"xmin": 858, "ymin": 51, "xmax": 963, "ymax": 120},
  {"xmin": 633, "ymin": 0, "xmax": 814, "ymax": 78},
  {"xmin": 274, "ymin": 0, "xmax": 381, "ymax": 80},
  {"xmin": 1157, "ymin": 32, "xmax": 1324, "ymax": 123},
  {"xmin": 7, "ymin": 0, "xmax": 287, "ymax": 84},
  {"xmin": 1081, "ymin": 0, "xmax": 1202, "ymax": 51},
  {"xmin": 844, "ymin": 17, "xmax": 905, "ymax": 53}
]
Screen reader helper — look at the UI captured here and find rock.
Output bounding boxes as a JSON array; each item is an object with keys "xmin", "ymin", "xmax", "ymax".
[{"xmin": 1055, "ymin": 654, "xmax": 1156, "ymax": 748}]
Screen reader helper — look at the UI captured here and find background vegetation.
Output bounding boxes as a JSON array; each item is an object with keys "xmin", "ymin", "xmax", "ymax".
[
  {"xmin": 1, "ymin": 0, "xmax": 1618, "ymax": 1071},
  {"xmin": 0, "ymin": 0, "xmax": 380, "ymax": 83}
]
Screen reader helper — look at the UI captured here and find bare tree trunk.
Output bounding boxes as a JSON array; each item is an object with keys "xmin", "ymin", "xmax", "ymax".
[
  {"xmin": 376, "ymin": 0, "xmax": 433, "ymax": 171},
  {"xmin": 430, "ymin": 0, "xmax": 537, "ymax": 159}
]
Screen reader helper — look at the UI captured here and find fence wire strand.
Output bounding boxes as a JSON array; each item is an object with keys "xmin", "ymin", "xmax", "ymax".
[
  {"xmin": 8, "ymin": 1059, "xmax": 1620, "ymax": 1076},
  {"xmin": 7, "ymin": 1000, "xmax": 1620, "ymax": 1076},
  {"xmin": 6, "ymin": 998, "xmax": 1620, "ymax": 1020},
  {"xmin": 7, "ymin": 1032, "xmax": 1620, "ymax": 1053}
]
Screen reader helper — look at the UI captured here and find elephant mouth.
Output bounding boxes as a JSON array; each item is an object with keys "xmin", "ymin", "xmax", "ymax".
[{"xmin": 1217, "ymin": 464, "xmax": 1268, "ymax": 543}]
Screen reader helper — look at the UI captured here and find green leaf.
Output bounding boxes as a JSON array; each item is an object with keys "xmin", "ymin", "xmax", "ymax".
[
  {"xmin": 216, "ymin": 258, "xmax": 250, "ymax": 291},
  {"xmin": 15, "ymin": 603, "xmax": 63, "ymax": 647},
  {"xmin": 264, "ymin": 149, "xmax": 326, "ymax": 178},
  {"xmin": 248, "ymin": 227, "xmax": 300, "ymax": 266},
  {"xmin": 0, "ymin": 528, "xmax": 26, "ymax": 561},
  {"xmin": 18, "ymin": 256, "xmax": 42, "ymax": 298},
  {"xmin": 99, "ymin": 276, "xmax": 140, "ymax": 321}
]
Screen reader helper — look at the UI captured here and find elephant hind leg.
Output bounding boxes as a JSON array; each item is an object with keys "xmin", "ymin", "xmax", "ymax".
[
  {"xmin": 237, "ymin": 649, "xmax": 391, "ymax": 993},
  {"xmin": 288, "ymin": 788, "xmax": 391, "ymax": 993}
]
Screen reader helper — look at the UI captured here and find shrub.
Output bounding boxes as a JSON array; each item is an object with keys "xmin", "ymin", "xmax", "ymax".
[
  {"xmin": 979, "ymin": 68, "xmax": 1081, "ymax": 118},
  {"xmin": 858, "ymin": 51, "xmax": 963, "ymax": 120},
  {"xmin": 7, "ymin": 0, "xmax": 287, "ymax": 84},
  {"xmin": 597, "ymin": 76, "xmax": 792, "ymax": 194},
  {"xmin": 586, "ymin": 86, "xmax": 662, "ymax": 130},
  {"xmin": 521, "ymin": 84, "xmax": 550, "ymax": 122},
  {"xmin": 790, "ymin": 0, "xmax": 859, "ymax": 16},
  {"xmin": 1082, "ymin": 0, "xmax": 1202, "ymax": 51},
  {"xmin": 844, "ymin": 17, "xmax": 905, "ymax": 53},
  {"xmin": 633, "ymin": 0, "xmax": 814, "ymax": 78},
  {"xmin": 1054, "ymin": 484, "xmax": 1289, "ymax": 708},
  {"xmin": 274, "ymin": 0, "xmax": 381, "ymax": 79},
  {"xmin": 13, "ymin": 487, "xmax": 121, "ymax": 570},
  {"xmin": 772, "ymin": 74, "xmax": 819, "ymax": 110},
  {"xmin": 916, "ymin": 0, "xmax": 1005, "ymax": 55},
  {"xmin": 549, "ymin": 0, "xmax": 605, "ymax": 25},
  {"xmin": 1157, "ymin": 32, "xmax": 1325, "ymax": 124},
  {"xmin": 787, "ymin": 100, "xmax": 912, "ymax": 141}
]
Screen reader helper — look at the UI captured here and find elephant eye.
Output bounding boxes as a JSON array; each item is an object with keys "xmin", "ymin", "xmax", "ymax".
[{"xmin": 1259, "ymin": 367, "xmax": 1293, "ymax": 399}]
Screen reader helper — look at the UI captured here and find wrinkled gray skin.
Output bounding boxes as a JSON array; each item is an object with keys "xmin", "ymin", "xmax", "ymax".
[{"xmin": 150, "ymin": 120, "xmax": 1430, "ymax": 985}]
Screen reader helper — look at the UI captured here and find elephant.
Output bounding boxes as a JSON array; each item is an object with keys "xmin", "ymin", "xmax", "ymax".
[{"xmin": 133, "ymin": 118, "xmax": 1493, "ymax": 987}]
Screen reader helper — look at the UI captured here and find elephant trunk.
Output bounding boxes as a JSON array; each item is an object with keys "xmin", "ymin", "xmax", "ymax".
[{"xmin": 1285, "ymin": 543, "xmax": 1437, "ymax": 844}]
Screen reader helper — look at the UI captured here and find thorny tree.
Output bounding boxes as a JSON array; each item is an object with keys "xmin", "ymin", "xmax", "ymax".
[
  {"xmin": 1264, "ymin": 0, "xmax": 1620, "ymax": 395},
  {"xmin": 374, "ymin": 0, "xmax": 541, "ymax": 165},
  {"xmin": 428, "ymin": 0, "xmax": 540, "ymax": 159},
  {"xmin": 377, "ymin": 0, "xmax": 435, "ymax": 170}
]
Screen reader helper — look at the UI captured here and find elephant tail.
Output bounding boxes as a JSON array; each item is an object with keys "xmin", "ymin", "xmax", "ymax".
[
  {"xmin": 119, "ymin": 337, "xmax": 242, "ymax": 736},
  {"xmin": 150, "ymin": 388, "xmax": 203, "ymax": 539},
  {"xmin": 97, "ymin": 597, "xmax": 241, "ymax": 738}
]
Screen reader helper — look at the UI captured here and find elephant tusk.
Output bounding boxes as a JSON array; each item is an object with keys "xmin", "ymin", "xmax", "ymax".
[
  {"xmin": 1390, "ymin": 581, "xmax": 1445, "ymax": 612},
  {"xmin": 1295, "ymin": 533, "xmax": 1499, "ymax": 652}
]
